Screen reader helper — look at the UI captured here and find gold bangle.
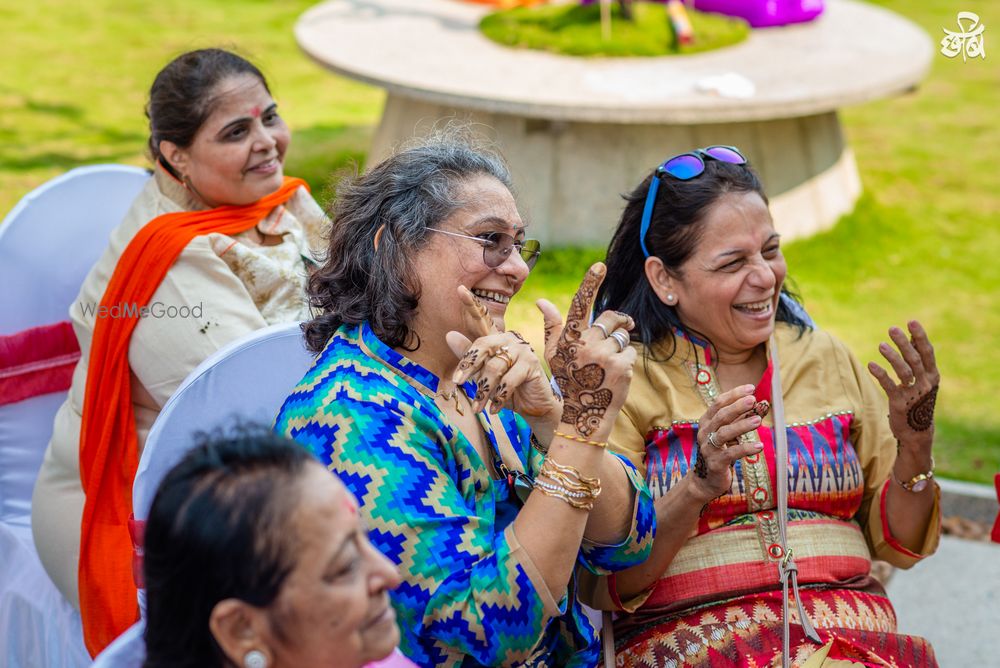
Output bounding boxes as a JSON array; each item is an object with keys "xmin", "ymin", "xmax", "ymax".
[
  {"xmin": 537, "ymin": 457, "xmax": 602, "ymax": 512},
  {"xmin": 540, "ymin": 457, "xmax": 602, "ymax": 492},
  {"xmin": 553, "ymin": 430, "xmax": 608, "ymax": 449},
  {"xmin": 533, "ymin": 478, "xmax": 598, "ymax": 510}
]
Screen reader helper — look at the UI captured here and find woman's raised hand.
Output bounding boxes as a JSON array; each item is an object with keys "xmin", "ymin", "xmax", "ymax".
[
  {"xmin": 867, "ymin": 320, "xmax": 940, "ymax": 452},
  {"xmin": 448, "ymin": 287, "xmax": 561, "ymax": 421},
  {"xmin": 690, "ymin": 385, "xmax": 766, "ymax": 502},
  {"xmin": 536, "ymin": 263, "xmax": 638, "ymax": 442}
]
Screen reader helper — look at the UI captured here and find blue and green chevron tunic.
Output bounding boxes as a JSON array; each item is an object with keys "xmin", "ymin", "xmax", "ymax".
[{"xmin": 275, "ymin": 323, "xmax": 655, "ymax": 667}]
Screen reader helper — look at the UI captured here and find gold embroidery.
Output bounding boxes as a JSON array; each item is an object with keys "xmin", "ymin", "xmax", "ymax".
[{"xmin": 685, "ymin": 360, "xmax": 777, "ymax": 561}]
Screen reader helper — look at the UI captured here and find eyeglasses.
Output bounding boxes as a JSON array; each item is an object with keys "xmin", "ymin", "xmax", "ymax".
[
  {"xmin": 639, "ymin": 145, "xmax": 747, "ymax": 258},
  {"xmin": 430, "ymin": 228, "xmax": 542, "ymax": 270}
]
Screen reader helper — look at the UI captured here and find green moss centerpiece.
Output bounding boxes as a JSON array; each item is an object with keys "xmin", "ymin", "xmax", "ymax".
[{"xmin": 479, "ymin": 2, "xmax": 749, "ymax": 57}]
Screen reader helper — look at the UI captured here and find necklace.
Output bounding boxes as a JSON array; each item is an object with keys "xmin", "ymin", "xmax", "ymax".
[{"xmin": 436, "ymin": 387, "xmax": 466, "ymax": 416}]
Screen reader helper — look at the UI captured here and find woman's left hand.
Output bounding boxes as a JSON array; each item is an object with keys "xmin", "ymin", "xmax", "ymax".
[
  {"xmin": 867, "ymin": 320, "xmax": 940, "ymax": 452},
  {"xmin": 447, "ymin": 287, "xmax": 562, "ymax": 425}
]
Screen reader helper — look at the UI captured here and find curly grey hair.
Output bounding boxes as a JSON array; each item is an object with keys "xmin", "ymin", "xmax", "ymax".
[{"xmin": 303, "ymin": 134, "xmax": 514, "ymax": 353}]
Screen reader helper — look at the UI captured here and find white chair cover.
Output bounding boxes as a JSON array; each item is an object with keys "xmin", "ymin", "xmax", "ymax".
[
  {"xmin": 90, "ymin": 621, "xmax": 145, "ymax": 668},
  {"xmin": 0, "ymin": 164, "xmax": 151, "ymax": 336},
  {"xmin": 92, "ymin": 322, "xmax": 315, "ymax": 666},
  {"xmin": 0, "ymin": 165, "xmax": 150, "ymax": 668}
]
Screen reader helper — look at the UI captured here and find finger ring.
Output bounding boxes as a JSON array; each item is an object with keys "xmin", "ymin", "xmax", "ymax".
[
  {"xmin": 493, "ymin": 346, "xmax": 515, "ymax": 372},
  {"xmin": 593, "ymin": 322, "xmax": 610, "ymax": 338},
  {"xmin": 906, "ymin": 376, "xmax": 917, "ymax": 387},
  {"xmin": 610, "ymin": 330, "xmax": 629, "ymax": 352},
  {"xmin": 707, "ymin": 431, "xmax": 726, "ymax": 450}
]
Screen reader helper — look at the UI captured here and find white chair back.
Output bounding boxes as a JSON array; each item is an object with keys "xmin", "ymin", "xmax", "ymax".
[
  {"xmin": 133, "ymin": 321, "xmax": 315, "ymax": 526},
  {"xmin": 0, "ymin": 164, "xmax": 151, "ymax": 335},
  {"xmin": 133, "ymin": 322, "xmax": 315, "ymax": 608},
  {"xmin": 0, "ymin": 165, "xmax": 150, "ymax": 530},
  {"xmin": 0, "ymin": 165, "xmax": 149, "ymax": 668}
]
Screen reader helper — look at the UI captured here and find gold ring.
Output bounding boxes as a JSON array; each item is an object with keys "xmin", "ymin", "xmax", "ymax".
[{"xmin": 493, "ymin": 346, "xmax": 515, "ymax": 371}]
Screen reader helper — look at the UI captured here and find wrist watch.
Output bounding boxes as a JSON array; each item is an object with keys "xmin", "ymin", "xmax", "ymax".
[{"xmin": 892, "ymin": 456, "xmax": 936, "ymax": 492}]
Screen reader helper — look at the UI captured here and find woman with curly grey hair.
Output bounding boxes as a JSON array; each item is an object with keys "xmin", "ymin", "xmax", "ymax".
[{"xmin": 276, "ymin": 135, "xmax": 656, "ymax": 666}]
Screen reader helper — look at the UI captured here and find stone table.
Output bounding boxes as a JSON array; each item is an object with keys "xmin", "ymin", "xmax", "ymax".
[{"xmin": 296, "ymin": 0, "xmax": 932, "ymax": 244}]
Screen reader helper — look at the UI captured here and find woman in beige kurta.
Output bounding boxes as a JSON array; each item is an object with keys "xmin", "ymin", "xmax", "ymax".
[{"xmin": 31, "ymin": 49, "xmax": 327, "ymax": 610}]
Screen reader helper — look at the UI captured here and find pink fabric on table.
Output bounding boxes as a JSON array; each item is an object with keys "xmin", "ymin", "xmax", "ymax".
[{"xmin": 364, "ymin": 649, "xmax": 418, "ymax": 668}]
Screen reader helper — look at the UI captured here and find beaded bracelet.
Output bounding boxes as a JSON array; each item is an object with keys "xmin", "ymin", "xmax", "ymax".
[{"xmin": 553, "ymin": 430, "xmax": 608, "ymax": 449}]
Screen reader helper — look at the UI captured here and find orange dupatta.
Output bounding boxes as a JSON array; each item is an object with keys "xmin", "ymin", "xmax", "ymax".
[{"xmin": 78, "ymin": 176, "xmax": 308, "ymax": 656}]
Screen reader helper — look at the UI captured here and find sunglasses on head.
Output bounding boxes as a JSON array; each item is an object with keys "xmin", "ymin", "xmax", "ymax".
[
  {"xmin": 639, "ymin": 145, "xmax": 747, "ymax": 258},
  {"xmin": 431, "ymin": 228, "xmax": 542, "ymax": 270}
]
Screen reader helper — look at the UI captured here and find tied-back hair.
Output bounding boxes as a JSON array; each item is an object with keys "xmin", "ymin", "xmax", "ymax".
[
  {"xmin": 595, "ymin": 159, "xmax": 809, "ymax": 361},
  {"xmin": 303, "ymin": 133, "xmax": 514, "ymax": 354},
  {"xmin": 146, "ymin": 48, "xmax": 268, "ymax": 178},
  {"xmin": 142, "ymin": 425, "xmax": 315, "ymax": 668}
]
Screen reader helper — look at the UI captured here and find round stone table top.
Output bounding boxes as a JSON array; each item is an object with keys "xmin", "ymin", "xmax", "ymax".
[{"xmin": 295, "ymin": 0, "xmax": 932, "ymax": 124}]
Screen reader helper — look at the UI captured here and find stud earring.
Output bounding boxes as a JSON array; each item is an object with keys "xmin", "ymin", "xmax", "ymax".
[
  {"xmin": 244, "ymin": 650, "xmax": 268, "ymax": 668},
  {"xmin": 666, "ymin": 293, "xmax": 677, "ymax": 305}
]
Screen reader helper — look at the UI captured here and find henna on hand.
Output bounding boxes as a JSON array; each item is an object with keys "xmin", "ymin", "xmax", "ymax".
[
  {"xmin": 470, "ymin": 292, "xmax": 489, "ymax": 321},
  {"xmin": 738, "ymin": 400, "xmax": 770, "ymax": 423},
  {"xmin": 906, "ymin": 385, "xmax": 939, "ymax": 432},
  {"xmin": 549, "ymin": 268, "xmax": 614, "ymax": 437},
  {"xmin": 510, "ymin": 331, "xmax": 533, "ymax": 350},
  {"xmin": 474, "ymin": 378, "xmax": 492, "ymax": 404},
  {"xmin": 489, "ymin": 382, "xmax": 509, "ymax": 414},
  {"xmin": 693, "ymin": 443, "xmax": 709, "ymax": 479},
  {"xmin": 458, "ymin": 348, "xmax": 480, "ymax": 372}
]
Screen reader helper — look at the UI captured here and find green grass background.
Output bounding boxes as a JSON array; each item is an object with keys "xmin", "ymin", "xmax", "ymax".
[{"xmin": 1, "ymin": 0, "xmax": 996, "ymax": 482}]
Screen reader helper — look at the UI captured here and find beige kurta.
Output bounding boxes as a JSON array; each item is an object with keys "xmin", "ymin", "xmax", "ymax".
[
  {"xmin": 579, "ymin": 323, "xmax": 940, "ymax": 614},
  {"xmin": 31, "ymin": 165, "xmax": 327, "ymax": 608}
]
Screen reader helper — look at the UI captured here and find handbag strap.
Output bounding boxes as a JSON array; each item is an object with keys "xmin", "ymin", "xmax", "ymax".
[{"xmin": 769, "ymin": 335, "xmax": 822, "ymax": 667}]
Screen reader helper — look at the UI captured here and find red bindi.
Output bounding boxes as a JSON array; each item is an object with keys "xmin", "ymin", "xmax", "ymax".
[{"xmin": 249, "ymin": 106, "xmax": 261, "ymax": 118}]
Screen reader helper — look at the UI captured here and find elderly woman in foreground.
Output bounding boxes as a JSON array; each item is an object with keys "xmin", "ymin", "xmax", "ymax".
[
  {"xmin": 584, "ymin": 146, "xmax": 941, "ymax": 667},
  {"xmin": 139, "ymin": 428, "xmax": 415, "ymax": 668},
  {"xmin": 276, "ymin": 137, "xmax": 656, "ymax": 666}
]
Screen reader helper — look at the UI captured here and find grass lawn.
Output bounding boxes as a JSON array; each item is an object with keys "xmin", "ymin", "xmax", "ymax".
[
  {"xmin": 2, "ymin": 0, "xmax": 996, "ymax": 482},
  {"xmin": 0, "ymin": 0, "xmax": 383, "ymax": 214}
]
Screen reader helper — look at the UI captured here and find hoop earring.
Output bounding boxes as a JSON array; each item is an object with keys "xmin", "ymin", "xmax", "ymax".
[{"xmin": 243, "ymin": 649, "xmax": 268, "ymax": 668}]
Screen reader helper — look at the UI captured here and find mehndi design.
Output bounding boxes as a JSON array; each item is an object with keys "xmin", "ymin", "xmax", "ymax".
[
  {"xmin": 906, "ymin": 385, "xmax": 938, "ymax": 432},
  {"xmin": 547, "ymin": 267, "xmax": 614, "ymax": 438}
]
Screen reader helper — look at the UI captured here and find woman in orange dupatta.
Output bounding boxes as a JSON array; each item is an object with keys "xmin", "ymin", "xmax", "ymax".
[{"xmin": 30, "ymin": 48, "xmax": 328, "ymax": 656}]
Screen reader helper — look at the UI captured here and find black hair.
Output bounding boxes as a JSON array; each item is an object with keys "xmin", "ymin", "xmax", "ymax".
[
  {"xmin": 595, "ymin": 158, "xmax": 809, "ymax": 361},
  {"xmin": 142, "ymin": 425, "xmax": 315, "ymax": 668},
  {"xmin": 303, "ymin": 132, "xmax": 513, "ymax": 354},
  {"xmin": 146, "ymin": 48, "xmax": 269, "ymax": 178}
]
